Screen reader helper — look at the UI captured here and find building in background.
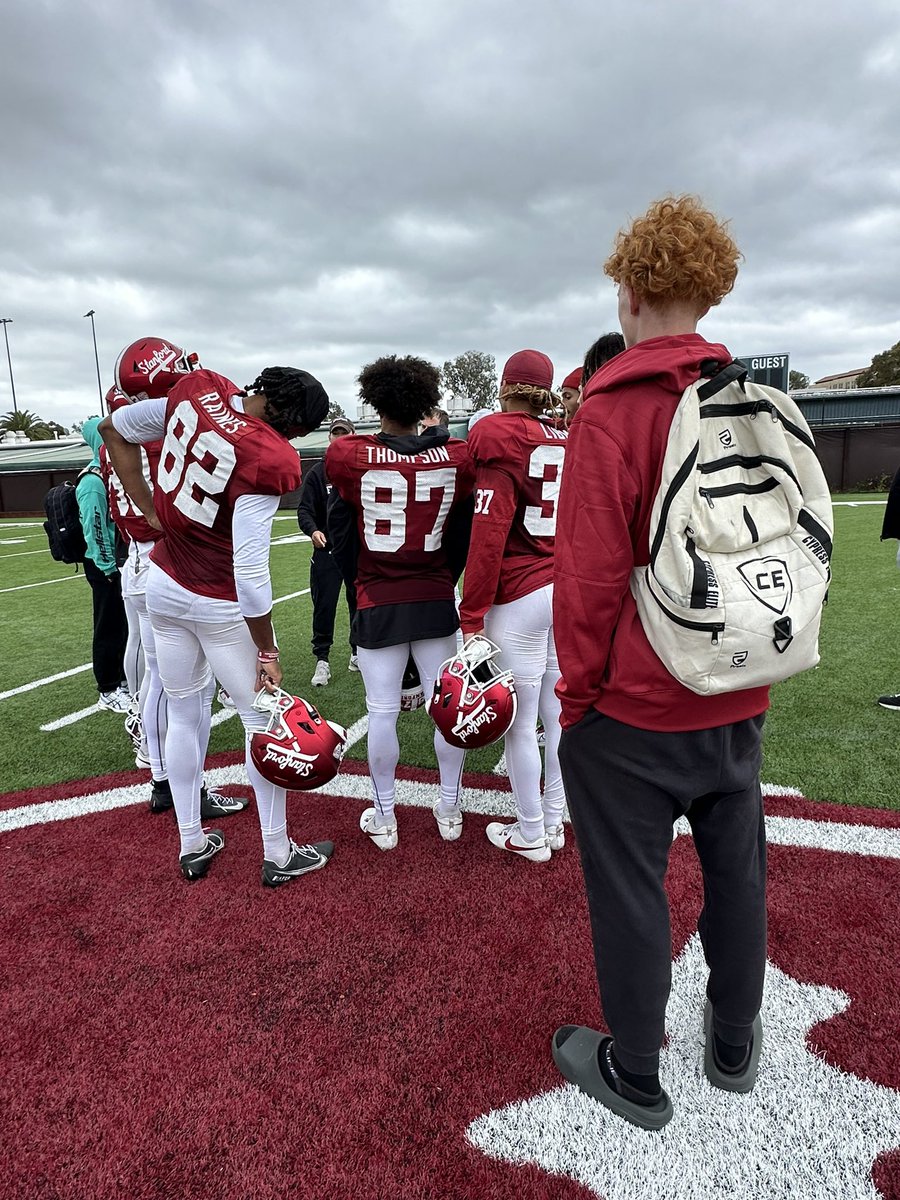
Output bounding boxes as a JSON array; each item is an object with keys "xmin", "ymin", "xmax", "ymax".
[{"xmin": 810, "ymin": 369, "xmax": 867, "ymax": 391}]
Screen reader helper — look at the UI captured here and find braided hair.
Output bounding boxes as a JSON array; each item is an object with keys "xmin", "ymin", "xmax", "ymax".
[
  {"xmin": 499, "ymin": 380, "xmax": 559, "ymax": 416},
  {"xmin": 245, "ymin": 367, "xmax": 330, "ymax": 437},
  {"xmin": 583, "ymin": 332, "xmax": 626, "ymax": 383}
]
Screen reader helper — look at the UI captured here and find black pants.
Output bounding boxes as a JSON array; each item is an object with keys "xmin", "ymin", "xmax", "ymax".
[
  {"xmin": 82, "ymin": 558, "xmax": 128, "ymax": 694},
  {"xmin": 559, "ymin": 709, "xmax": 767, "ymax": 1075},
  {"xmin": 310, "ymin": 549, "xmax": 357, "ymax": 661}
]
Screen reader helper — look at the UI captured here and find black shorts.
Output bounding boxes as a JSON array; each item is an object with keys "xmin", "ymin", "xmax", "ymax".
[{"xmin": 353, "ymin": 599, "xmax": 459, "ymax": 649}]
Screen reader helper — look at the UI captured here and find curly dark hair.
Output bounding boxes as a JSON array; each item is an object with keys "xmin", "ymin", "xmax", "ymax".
[
  {"xmin": 583, "ymin": 332, "xmax": 626, "ymax": 381},
  {"xmin": 244, "ymin": 367, "xmax": 329, "ymax": 437},
  {"xmin": 358, "ymin": 355, "xmax": 441, "ymax": 426}
]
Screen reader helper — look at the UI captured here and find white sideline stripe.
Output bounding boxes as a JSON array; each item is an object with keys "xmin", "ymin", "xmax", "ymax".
[
  {"xmin": 5, "ymin": 763, "xmax": 900, "ymax": 860},
  {"xmin": 0, "ymin": 575, "xmax": 80, "ymax": 593},
  {"xmin": 36, "ymin": 587, "xmax": 314, "ymax": 732},
  {"xmin": 40, "ymin": 703, "xmax": 103, "ymax": 731},
  {"xmin": 344, "ymin": 716, "xmax": 368, "ymax": 749},
  {"xmin": 271, "ymin": 533, "xmax": 311, "ymax": 546},
  {"xmin": 0, "ymin": 663, "xmax": 92, "ymax": 701},
  {"xmin": 0, "ymin": 521, "xmax": 43, "ymax": 527},
  {"xmin": 493, "ymin": 753, "xmax": 507, "ymax": 776},
  {"xmin": 0, "ymin": 548, "xmax": 52, "ymax": 558}
]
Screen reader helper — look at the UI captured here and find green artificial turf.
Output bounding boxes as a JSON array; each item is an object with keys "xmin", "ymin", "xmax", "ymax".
[{"xmin": 0, "ymin": 498, "xmax": 896, "ymax": 806}]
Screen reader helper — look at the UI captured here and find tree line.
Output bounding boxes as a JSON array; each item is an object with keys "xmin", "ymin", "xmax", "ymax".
[{"xmin": 4, "ymin": 339, "xmax": 899, "ymax": 441}]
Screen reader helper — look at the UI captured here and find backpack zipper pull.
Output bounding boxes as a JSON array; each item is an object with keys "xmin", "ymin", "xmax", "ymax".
[
  {"xmin": 699, "ymin": 488, "xmax": 715, "ymax": 509},
  {"xmin": 711, "ymin": 629, "xmax": 719, "ymax": 646}
]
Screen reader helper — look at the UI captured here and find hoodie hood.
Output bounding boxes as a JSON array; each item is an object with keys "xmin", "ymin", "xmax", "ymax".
[
  {"xmin": 377, "ymin": 427, "xmax": 451, "ymax": 455},
  {"xmin": 586, "ymin": 333, "xmax": 731, "ymax": 400},
  {"xmin": 81, "ymin": 416, "xmax": 104, "ymax": 467}
]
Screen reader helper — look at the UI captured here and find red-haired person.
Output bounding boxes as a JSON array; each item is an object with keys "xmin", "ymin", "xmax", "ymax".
[{"xmin": 552, "ymin": 197, "xmax": 768, "ymax": 1128}]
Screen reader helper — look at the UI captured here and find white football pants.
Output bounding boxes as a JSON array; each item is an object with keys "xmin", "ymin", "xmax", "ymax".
[
  {"xmin": 146, "ymin": 563, "xmax": 289, "ymax": 861},
  {"xmin": 485, "ymin": 583, "xmax": 565, "ymax": 841},
  {"xmin": 357, "ymin": 635, "xmax": 465, "ymax": 825}
]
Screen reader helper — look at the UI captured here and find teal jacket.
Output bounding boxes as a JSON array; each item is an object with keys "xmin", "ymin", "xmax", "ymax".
[{"xmin": 76, "ymin": 418, "xmax": 118, "ymax": 576}]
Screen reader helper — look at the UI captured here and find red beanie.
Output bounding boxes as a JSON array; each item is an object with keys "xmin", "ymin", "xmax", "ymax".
[
  {"xmin": 502, "ymin": 349, "xmax": 554, "ymax": 389},
  {"xmin": 562, "ymin": 367, "xmax": 583, "ymax": 390}
]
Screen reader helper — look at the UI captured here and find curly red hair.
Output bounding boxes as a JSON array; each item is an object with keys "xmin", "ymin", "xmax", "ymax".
[{"xmin": 604, "ymin": 195, "xmax": 741, "ymax": 309}]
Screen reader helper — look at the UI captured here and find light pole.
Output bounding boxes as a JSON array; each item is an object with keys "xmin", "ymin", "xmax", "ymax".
[
  {"xmin": 0, "ymin": 318, "xmax": 17, "ymax": 414},
  {"xmin": 83, "ymin": 309, "xmax": 103, "ymax": 405}
]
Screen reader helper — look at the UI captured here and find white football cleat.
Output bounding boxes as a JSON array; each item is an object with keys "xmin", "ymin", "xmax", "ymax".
[
  {"xmin": 348, "ymin": 655, "xmax": 360, "ymax": 672},
  {"xmin": 545, "ymin": 823, "xmax": 565, "ymax": 852},
  {"xmin": 486, "ymin": 821, "xmax": 551, "ymax": 863},
  {"xmin": 360, "ymin": 807, "xmax": 398, "ymax": 851},
  {"xmin": 432, "ymin": 801, "xmax": 463, "ymax": 841},
  {"xmin": 311, "ymin": 660, "xmax": 331, "ymax": 687}
]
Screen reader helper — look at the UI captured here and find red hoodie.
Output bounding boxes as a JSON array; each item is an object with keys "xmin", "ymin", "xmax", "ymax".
[{"xmin": 553, "ymin": 333, "xmax": 770, "ymax": 731}]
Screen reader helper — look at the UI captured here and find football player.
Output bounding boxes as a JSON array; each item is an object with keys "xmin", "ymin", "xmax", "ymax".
[
  {"xmin": 460, "ymin": 349, "xmax": 568, "ymax": 862},
  {"xmin": 100, "ymin": 346, "xmax": 333, "ymax": 885},
  {"xmin": 326, "ymin": 354, "xmax": 475, "ymax": 850},
  {"xmin": 100, "ymin": 376, "xmax": 244, "ymax": 821}
]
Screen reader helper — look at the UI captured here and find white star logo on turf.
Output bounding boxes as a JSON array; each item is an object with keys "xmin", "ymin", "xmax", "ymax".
[{"xmin": 467, "ymin": 934, "xmax": 900, "ymax": 1200}]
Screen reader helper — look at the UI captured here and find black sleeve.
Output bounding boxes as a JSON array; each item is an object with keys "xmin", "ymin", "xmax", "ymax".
[
  {"xmin": 326, "ymin": 489, "xmax": 360, "ymax": 588},
  {"xmin": 297, "ymin": 461, "xmax": 326, "ymax": 536},
  {"xmin": 443, "ymin": 493, "xmax": 475, "ymax": 583},
  {"xmin": 882, "ymin": 467, "xmax": 900, "ymax": 540}
]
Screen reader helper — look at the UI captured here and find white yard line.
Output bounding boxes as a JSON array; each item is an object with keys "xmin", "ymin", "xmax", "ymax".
[
  {"xmin": 39, "ymin": 703, "xmax": 103, "ymax": 731},
  {"xmin": 34, "ymin": 587, "xmax": 313, "ymax": 734},
  {"xmin": 0, "ymin": 548, "xmax": 52, "ymax": 559},
  {"xmin": 0, "ymin": 575, "xmax": 81, "ymax": 593},
  {"xmin": 0, "ymin": 663, "xmax": 93, "ymax": 702},
  {"xmin": 493, "ymin": 752, "xmax": 508, "ymax": 776}
]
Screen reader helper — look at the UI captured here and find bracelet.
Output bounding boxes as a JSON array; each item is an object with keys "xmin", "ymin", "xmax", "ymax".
[{"xmin": 256, "ymin": 650, "xmax": 280, "ymax": 662}]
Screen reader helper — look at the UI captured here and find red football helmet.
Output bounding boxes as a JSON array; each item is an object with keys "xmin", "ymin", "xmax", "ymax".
[
  {"xmin": 426, "ymin": 636, "xmax": 517, "ymax": 749},
  {"xmin": 400, "ymin": 654, "xmax": 425, "ymax": 713},
  {"xmin": 105, "ymin": 385, "xmax": 132, "ymax": 414},
  {"xmin": 250, "ymin": 689, "xmax": 347, "ymax": 790},
  {"xmin": 114, "ymin": 337, "xmax": 199, "ymax": 399}
]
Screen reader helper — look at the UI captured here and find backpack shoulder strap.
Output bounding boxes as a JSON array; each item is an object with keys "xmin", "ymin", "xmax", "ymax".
[{"xmin": 697, "ymin": 360, "xmax": 747, "ymax": 401}]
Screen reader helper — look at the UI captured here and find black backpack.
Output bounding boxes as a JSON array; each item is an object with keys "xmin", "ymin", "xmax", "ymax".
[{"xmin": 43, "ymin": 473, "xmax": 94, "ymax": 565}]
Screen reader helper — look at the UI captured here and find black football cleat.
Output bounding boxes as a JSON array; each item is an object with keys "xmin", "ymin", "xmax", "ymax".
[
  {"xmin": 261, "ymin": 840, "xmax": 334, "ymax": 888},
  {"xmin": 149, "ymin": 779, "xmax": 174, "ymax": 814},
  {"xmin": 179, "ymin": 830, "xmax": 225, "ymax": 881},
  {"xmin": 200, "ymin": 786, "xmax": 249, "ymax": 819}
]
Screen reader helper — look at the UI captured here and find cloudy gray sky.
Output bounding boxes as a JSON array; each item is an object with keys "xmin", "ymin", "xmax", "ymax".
[{"xmin": 1, "ymin": 0, "xmax": 899, "ymax": 429}]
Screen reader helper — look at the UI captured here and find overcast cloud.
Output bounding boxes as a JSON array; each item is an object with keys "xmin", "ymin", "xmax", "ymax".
[{"xmin": 1, "ymin": 0, "xmax": 899, "ymax": 429}]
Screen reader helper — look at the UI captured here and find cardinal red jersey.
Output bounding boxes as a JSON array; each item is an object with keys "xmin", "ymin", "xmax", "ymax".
[
  {"xmin": 100, "ymin": 442, "xmax": 163, "ymax": 545},
  {"xmin": 460, "ymin": 411, "xmax": 567, "ymax": 635},
  {"xmin": 326, "ymin": 433, "xmax": 474, "ymax": 608},
  {"xmin": 149, "ymin": 370, "xmax": 301, "ymax": 601}
]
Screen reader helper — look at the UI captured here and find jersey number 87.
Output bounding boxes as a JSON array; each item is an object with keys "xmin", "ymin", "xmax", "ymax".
[{"xmin": 360, "ymin": 466, "xmax": 457, "ymax": 552}]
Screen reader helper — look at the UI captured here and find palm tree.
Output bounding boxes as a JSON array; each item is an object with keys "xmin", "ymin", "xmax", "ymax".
[{"xmin": 0, "ymin": 409, "xmax": 54, "ymax": 440}]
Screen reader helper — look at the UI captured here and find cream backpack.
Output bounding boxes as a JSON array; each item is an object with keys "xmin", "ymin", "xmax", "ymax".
[{"xmin": 631, "ymin": 361, "xmax": 833, "ymax": 695}]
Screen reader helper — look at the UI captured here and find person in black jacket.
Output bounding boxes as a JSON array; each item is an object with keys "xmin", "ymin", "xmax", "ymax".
[
  {"xmin": 878, "ymin": 466, "xmax": 900, "ymax": 709},
  {"xmin": 297, "ymin": 417, "xmax": 359, "ymax": 686}
]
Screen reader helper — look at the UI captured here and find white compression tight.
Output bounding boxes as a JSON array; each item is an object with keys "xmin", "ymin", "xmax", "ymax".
[
  {"xmin": 147, "ymin": 566, "xmax": 290, "ymax": 862},
  {"xmin": 132, "ymin": 590, "xmax": 168, "ymax": 780},
  {"xmin": 485, "ymin": 584, "xmax": 566, "ymax": 841},
  {"xmin": 122, "ymin": 593, "xmax": 145, "ymax": 701},
  {"xmin": 357, "ymin": 635, "xmax": 465, "ymax": 826}
]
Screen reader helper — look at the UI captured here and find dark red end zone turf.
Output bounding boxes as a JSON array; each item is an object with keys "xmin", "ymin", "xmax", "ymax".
[{"xmin": 2, "ymin": 764, "xmax": 900, "ymax": 1199}]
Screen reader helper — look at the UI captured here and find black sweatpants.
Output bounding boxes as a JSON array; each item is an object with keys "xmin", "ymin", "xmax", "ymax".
[
  {"xmin": 310, "ymin": 548, "xmax": 357, "ymax": 661},
  {"xmin": 559, "ymin": 709, "xmax": 767, "ymax": 1076},
  {"xmin": 82, "ymin": 557, "xmax": 128, "ymax": 694}
]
